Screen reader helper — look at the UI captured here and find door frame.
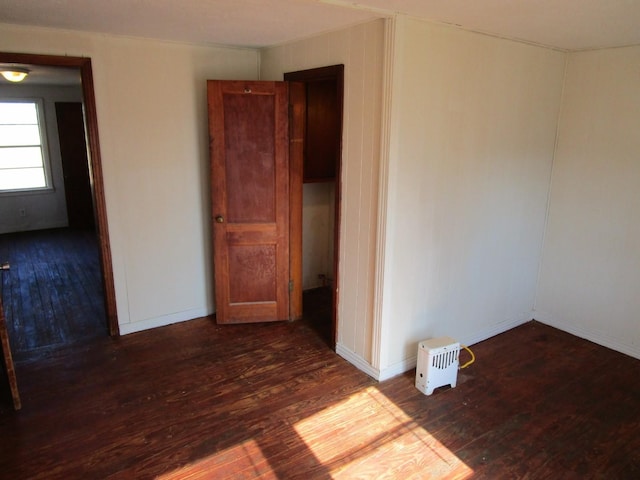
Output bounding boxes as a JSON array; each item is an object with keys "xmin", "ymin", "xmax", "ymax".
[
  {"xmin": 0, "ymin": 52, "xmax": 119, "ymax": 336},
  {"xmin": 285, "ymin": 65, "xmax": 344, "ymax": 349}
]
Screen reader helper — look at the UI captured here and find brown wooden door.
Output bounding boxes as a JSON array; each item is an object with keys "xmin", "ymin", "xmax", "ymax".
[
  {"xmin": 208, "ymin": 81, "xmax": 290, "ymax": 324},
  {"xmin": 55, "ymin": 102, "xmax": 95, "ymax": 230}
]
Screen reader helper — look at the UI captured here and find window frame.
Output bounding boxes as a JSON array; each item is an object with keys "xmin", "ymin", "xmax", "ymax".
[{"xmin": 0, "ymin": 97, "xmax": 54, "ymax": 195}]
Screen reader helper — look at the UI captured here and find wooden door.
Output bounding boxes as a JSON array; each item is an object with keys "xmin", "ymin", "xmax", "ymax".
[
  {"xmin": 55, "ymin": 102, "xmax": 95, "ymax": 230},
  {"xmin": 208, "ymin": 81, "xmax": 290, "ymax": 324}
]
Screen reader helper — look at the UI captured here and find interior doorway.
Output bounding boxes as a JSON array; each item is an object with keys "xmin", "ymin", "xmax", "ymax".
[
  {"xmin": 285, "ymin": 65, "xmax": 344, "ymax": 349},
  {"xmin": 0, "ymin": 53, "xmax": 118, "ymax": 352}
]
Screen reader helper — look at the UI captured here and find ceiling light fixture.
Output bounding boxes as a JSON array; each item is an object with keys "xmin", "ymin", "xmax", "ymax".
[{"xmin": 1, "ymin": 67, "xmax": 30, "ymax": 83}]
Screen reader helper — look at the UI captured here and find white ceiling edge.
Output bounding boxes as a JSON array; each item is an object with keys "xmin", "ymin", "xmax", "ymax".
[
  {"xmin": 0, "ymin": 0, "xmax": 639, "ymax": 61},
  {"xmin": 0, "ymin": 0, "xmax": 379, "ymax": 50},
  {"xmin": 323, "ymin": 0, "xmax": 640, "ymax": 51}
]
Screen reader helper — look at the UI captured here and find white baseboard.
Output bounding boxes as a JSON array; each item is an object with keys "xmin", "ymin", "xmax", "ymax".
[
  {"xmin": 344, "ymin": 315, "xmax": 534, "ymax": 382},
  {"xmin": 534, "ymin": 312, "xmax": 640, "ymax": 361},
  {"xmin": 459, "ymin": 314, "xmax": 532, "ymax": 348},
  {"xmin": 0, "ymin": 220, "xmax": 68, "ymax": 235},
  {"xmin": 118, "ymin": 307, "xmax": 209, "ymax": 335},
  {"xmin": 378, "ymin": 357, "xmax": 416, "ymax": 382},
  {"xmin": 335, "ymin": 342, "xmax": 380, "ymax": 380}
]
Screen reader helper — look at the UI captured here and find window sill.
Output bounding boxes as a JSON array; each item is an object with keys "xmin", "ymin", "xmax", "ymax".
[{"xmin": 0, "ymin": 186, "xmax": 56, "ymax": 197}]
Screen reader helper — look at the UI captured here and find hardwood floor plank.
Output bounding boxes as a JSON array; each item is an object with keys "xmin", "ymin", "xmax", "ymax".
[
  {"xmin": 0, "ymin": 228, "xmax": 107, "ymax": 358},
  {"xmin": 1, "ymin": 308, "xmax": 639, "ymax": 478}
]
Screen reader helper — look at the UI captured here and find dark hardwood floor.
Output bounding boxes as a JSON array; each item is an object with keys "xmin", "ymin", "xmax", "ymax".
[
  {"xmin": 1, "ymin": 314, "xmax": 639, "ymax": 479},
  {"xmin": 0, "ymin": 228, "xmax": 108, "ymax": 360}
]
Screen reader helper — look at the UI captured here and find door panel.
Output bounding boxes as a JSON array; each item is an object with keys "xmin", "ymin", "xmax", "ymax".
[
  {"xmin": 223, "ymin": 93, "xmax": 276, "ymax": 223},
  {"xmin": 208, "ymin": 80, "xmax": 290, "ymax": 324},
  {"xmin": 228, "ymin": 244, "xmax": 276, "ymax": 303}
]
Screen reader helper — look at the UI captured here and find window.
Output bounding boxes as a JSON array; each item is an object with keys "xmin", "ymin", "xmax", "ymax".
[{"xmin": 0, "ymin": 99, "xmax": 51, "ymax": 192}]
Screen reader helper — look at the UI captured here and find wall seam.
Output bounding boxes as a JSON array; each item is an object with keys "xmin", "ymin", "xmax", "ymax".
[
  {"xmin": 371, "ymin": 16, "xmax": 397, "ymax": 371},
  {"xmin": 532, "ymin": 52, "xmax": 570, "ymax": 314}
]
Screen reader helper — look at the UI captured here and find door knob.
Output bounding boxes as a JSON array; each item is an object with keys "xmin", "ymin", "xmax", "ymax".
[{"xmin": 215, "ymin": 215, "xmax": 225, "ymax": 223}]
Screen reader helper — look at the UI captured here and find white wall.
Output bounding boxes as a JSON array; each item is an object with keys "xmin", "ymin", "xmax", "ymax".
[
  {"xmin": 536, "ymin": 46, "xmax": 640, "ymax": 359},
  {"xmin": 261, "ymin": 19, "xmax": 385, "ymax": 368},
  {"xmin": 0, "ymin": 84, "xmax": 83, "ymax": 234},
  {"xmin": 0, "ymin": 23, "xmax": 259, "ymax": 333},
  {"xmin": 302, "ymin": 182, "xmax": 335, "ymax": 290},
  {"xmin": 376, "ymin": 17, "xmax": 566, "ymax": 378},
  {"xmin": 9, "ymin": 19, "xmax": 629, "ymax": 382}
]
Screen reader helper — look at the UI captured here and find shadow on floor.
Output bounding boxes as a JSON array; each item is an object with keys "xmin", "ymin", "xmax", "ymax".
[{"xmin": 302, "ymin": 286, "xmax": 332, "ymax": 348}]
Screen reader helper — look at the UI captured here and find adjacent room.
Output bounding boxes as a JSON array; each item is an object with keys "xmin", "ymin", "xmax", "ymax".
[{"xmin": 0, "ymin": 0, "xmax": 638, "ymax": 477}]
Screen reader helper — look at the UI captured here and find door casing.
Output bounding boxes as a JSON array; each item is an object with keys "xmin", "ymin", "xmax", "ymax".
[
  {"xmin": 285, "ymin": 65, "xmax": 344, "ymax": 349},
  {"xmin": 0, "ymin": 52, "xmax": 119, "ymax": 336}
]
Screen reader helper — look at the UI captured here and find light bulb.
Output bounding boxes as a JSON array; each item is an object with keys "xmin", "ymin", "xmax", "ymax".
[{"xmin": 1, "ymin": 68, "xmax": 29, "ymax": 83}]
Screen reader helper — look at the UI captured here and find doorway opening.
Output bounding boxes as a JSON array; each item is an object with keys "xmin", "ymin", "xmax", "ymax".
[
  {"xmin": 0, "ymin": 52, "xmax": 118, "ymax": 359},
  {"xmin": 285, "ymin": 65, "xmax": 343, "ymax": 349}
]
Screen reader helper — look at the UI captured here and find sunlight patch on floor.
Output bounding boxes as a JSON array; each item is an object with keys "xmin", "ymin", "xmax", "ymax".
[
  {"xmin": 293, "ymin": 386, "xmax": 474, "ymax": 478},
  {"xmin": 156, "ymin": 438, "xmax": 277, "ymax": 479},
  {"xmin": 155, "ymin": 385, "xmax": 473, "ymax": 479}
]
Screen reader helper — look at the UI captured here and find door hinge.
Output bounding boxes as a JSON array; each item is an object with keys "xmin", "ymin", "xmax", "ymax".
[{"xmin": 289, "ymin": 280, "xmax": 294, "ymax": 292}]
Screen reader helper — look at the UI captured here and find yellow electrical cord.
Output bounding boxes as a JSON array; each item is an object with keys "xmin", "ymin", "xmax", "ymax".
[{"xmin": 459, "ymin": 345, "xmax": 475, "ymax": 369}]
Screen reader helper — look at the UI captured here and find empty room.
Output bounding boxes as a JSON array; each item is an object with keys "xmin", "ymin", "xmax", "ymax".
[{"xmin": 1, "ymin": 1, "xmax": 639, "ymax": 478}]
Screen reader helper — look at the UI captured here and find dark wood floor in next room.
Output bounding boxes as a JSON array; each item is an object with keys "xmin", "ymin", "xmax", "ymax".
[
  {"xmin": 0, "ymin": 228, "xmax": 108, "ymax": 360},
  {"xmin": 1, "ymin": 314, "xmax": 639, "ymax": 479}
]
